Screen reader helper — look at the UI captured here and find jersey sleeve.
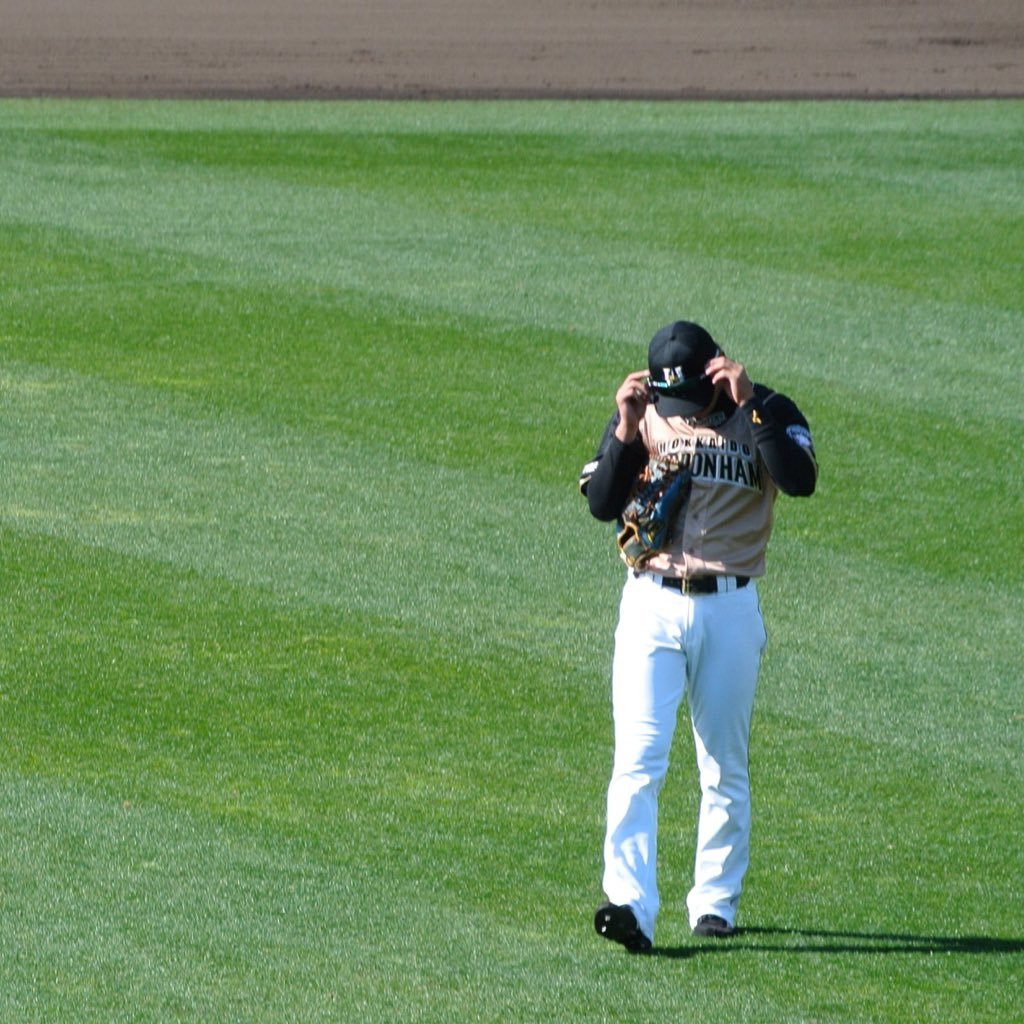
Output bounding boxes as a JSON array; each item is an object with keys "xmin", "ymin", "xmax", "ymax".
[
  {"xmin": 741, "ymin": 384, "xmax": 818, "ymax": 497},
  {"xmin": 578, "ymin": 413, "xmax": 648, "ymax": 521}
]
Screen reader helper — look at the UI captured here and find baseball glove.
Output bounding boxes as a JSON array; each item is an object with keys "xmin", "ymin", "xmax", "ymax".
[{"xmin": 616, "ymin": 457, "xmax": 692, "ymax": 570}]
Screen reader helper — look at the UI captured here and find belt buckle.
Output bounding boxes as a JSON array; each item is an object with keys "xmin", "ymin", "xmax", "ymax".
[
  {"xmin": 659, "ymin": 574, "xmax": 712, "ymax": 594},
  {"xmin": 686, "ymin": 575, "xmax": 731, "ymax": 594}
]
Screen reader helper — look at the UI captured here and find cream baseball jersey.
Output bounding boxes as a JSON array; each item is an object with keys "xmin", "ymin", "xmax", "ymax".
[{"xmin": 580, "ymin": 383, "xmax": 817, "ymax": 577}]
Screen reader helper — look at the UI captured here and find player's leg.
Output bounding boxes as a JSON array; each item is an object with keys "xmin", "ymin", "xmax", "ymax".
[
  {"xmin": 601, "ymin": 573, "xmax": 687, "ymax": 944},
  {"xmin": 684, "ymin": 584, "xmax": 766, "ymax": 932}
]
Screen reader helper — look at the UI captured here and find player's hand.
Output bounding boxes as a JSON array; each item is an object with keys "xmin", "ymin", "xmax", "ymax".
[
  {"xmin": 614, "ymin": 369, "xmax": 652, "ymax": 442},
  {"xmin": 705, "ymin": 353, "xmax": 755, "ymax": 406}
]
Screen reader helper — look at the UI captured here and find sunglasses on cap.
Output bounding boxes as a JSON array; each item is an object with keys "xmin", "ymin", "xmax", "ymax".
[{"xmin": 647, "ymin": 365, "xmax": 713, "ymax": 397}]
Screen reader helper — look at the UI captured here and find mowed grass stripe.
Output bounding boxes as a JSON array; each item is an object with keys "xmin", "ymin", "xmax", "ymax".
[
  {"xmin": 3, "ymin": 353, "xmax": 1020, "ymax": 774},
  {"xmin": 0, "ymin": 359, "xmax": 600, "ymax": 658},
  {"xmin": 3, "ymin": 102, "xmax": 1022, "ymax": 413}
]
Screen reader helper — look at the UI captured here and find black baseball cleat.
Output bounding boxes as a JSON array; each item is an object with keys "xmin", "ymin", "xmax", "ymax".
[
  {"xmin": 594, "ymin": 902, "xmax": 653, "ymax": 953},
  {"xmin": 692, "ymin": 914, "xmax": 737, "ymax": 938}
]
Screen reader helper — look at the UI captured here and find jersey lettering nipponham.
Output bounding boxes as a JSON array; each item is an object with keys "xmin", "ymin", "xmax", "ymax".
[
  {"xmin": 639, "ymin": 405, "xmax": 777, "ymax": 578},
  {"xmin": 653, "ymin": 434, "xmax": 764, "ymax": 493}
]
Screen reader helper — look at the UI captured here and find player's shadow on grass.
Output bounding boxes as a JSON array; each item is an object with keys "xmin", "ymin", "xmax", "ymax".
[{"xmin": 654, "ymin": 926, "xmax": 1024, "ymax": 959}]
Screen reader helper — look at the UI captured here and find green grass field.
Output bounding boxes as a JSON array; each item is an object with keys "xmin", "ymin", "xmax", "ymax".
[{"xmin": 1, "ymin": 98, "xmax": 1022, "ymax": 1022}]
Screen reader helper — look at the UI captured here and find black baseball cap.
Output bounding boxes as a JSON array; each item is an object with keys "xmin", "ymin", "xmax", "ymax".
[{"xmin": 647, "ymin": 320, "xmax": 721, "ymax": 417}]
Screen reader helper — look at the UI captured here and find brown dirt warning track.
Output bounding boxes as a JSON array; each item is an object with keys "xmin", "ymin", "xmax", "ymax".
[{"xmin": 1, "ymin": 0, "xmax": 1021, "ymax": 101}]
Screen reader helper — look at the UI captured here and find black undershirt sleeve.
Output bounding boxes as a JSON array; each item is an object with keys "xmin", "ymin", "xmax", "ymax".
[
  {"xmin": 741, "ymin": 386, "xmax": 818, "ymax": 497},
  {"xmin": 579, "ymin": 415, "xmax": 648, "ymax": 522}
]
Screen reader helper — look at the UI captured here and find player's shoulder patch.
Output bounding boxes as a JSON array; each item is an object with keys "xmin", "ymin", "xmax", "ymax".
[{"xmin": 785, "ymin": 424, "xmax": 815, "ymax": 450}]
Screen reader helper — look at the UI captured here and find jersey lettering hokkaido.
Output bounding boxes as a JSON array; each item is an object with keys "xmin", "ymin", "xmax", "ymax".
[{"xmin": 637, "ymin": 405, "xmax": 777, "ymax": 578}]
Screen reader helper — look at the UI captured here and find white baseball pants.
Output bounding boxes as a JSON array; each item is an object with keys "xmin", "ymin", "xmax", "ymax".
[{"xmin": 602, "ymin": 571, "xmax": 767, "ymax": 942}]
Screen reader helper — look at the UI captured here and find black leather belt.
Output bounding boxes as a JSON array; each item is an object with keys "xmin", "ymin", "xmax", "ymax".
[{"xmin": 658, "ymin": 575, "xmax": 749, "ymax": 594}]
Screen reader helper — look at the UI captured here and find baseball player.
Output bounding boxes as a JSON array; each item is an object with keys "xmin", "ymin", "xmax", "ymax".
[{"xmin": 579, "ymin": 320, "xmax": 817, "ymax": 952}]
